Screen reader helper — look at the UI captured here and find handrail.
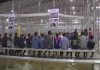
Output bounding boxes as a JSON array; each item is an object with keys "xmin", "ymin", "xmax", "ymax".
[{"xmin": 0, "ymin": 55, "xmax": 99, "ymax": 64}]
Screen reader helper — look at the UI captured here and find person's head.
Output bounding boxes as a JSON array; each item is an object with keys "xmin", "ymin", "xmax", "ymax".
[
  {"xmin": 81, "ymin": 31, "xmax": 84, "ymax": 36},
  {"xmin": 34, "ymin": 32, "xmax": 38, "ymax": 37},
  {"xmin": 89, "ymin": 28, "xmax": 91, "ymax": 31},
  {"xmin": 56, "ymin": 33, "xmax": 59, "ymax": 37},
  {"xmin": 63, "ymin": 33, "xmax": 66, "ymax": 37},
  {"xmin": 15, "ymin": 33, "xmax": 17, "ymax": 36},
  {"xmin": 59, "ymin": 32, "xmax": 63, "ymax": 36},
  {"xmin": 28, "ymin": 34, "xmax": 31, "ymax": 37},
  {"xmin": 20, "ymin": 34, "xmax": 24, "ymax": 38},
  {"xmin": 9, "ymin": 34, "xmax": 12, "ymax": 37},
  {"xmin": 40, "ymin": 33, "xmax": 44, "ymax": 37},
  {"xmin": 74, "ymin": 32, "xmax": 78, "ymax": 37},
  {"xmin": 4, "ymin": 33, "xmax": 7, "ymax": 37},
  {"xmin": 75, "ymin": 29, "xmax": 77, "ymax": 32},
  {"xmin": 0, "ymin": 34, "xmax": 1, "ymax": 37},
  {"xmin": 48, "ymin": 31, "xmax": 52, "ymax": 35},
  {"xmin": 84, "ymin": 29, "xmax": 87, "ymax": 32}
]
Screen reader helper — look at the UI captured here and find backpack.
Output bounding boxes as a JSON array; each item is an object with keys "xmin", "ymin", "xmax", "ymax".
[
  {"xmin": 87, "ymin": 40, "xmax": 95, "ymax": 49},
  {"xmin": 71, "ymin": 38, "xmax": 79, "ymax": 49}
]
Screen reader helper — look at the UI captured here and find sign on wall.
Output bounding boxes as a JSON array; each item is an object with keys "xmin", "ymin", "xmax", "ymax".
[
  {"xmin": 48, "ymin": 8, "xmax": 59, "ymax": 27},
  {"xmin": 7, "ymin": 11, "xmax": 15, "ymax": 32}
]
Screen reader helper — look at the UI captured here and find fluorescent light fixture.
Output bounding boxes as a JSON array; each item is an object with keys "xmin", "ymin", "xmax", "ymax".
[
  {"xmin": 6, "ymin": 18, "xmax": 9, "ymax": 22},
  {"xmin": 72, "ymin": 19, "xmax": 79, "ymax": 24},
  {"xmin": 11, "ymin": 10, "xmax": 14, "ymax": 13},
  {"xmin": 92, "ymin": 7, "xmax": 93, "ymax": 10},
  {"xmin": 41, "ymin": 20, "xmax": 43, "ymax": 23},
  {"xmin": 96, "ymin": 21, "xmax": 100, "ymax": 23},
  {"xmin": 5, "ymin": 26, "xmax": 8, "ymax": 29},
  {"xmin": 96, "ymin": 6, "xmax": 100, "ymax": 9},
  {"xmin": 72, "ymin": 6, "xmax": 75, "ymax": 10},
  {"xmin": 70, "ymin": 0, "xmax": 74, "ymax": 2},
  {"xmin": 59, "ymin": 21, "xmax": 63, "ymax": 24},
  {"xmin": 32, "ymin": 22, "xmax": 34, "ymax": 23}
]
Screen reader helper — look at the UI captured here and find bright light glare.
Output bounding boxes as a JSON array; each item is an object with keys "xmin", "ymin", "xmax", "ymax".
[
  {"xmin": 6, "ymin": 18, "xmax": 9, "ymax": 22},
  {"xmin": 70, "ymin": 0, "xmax": 74, "ymax": 2},
  {"xmin": 92, "ymin": 7, "xmax": 93, "ymax": 10},
  {"xmin": 73, "ymin": 12, "xmax": 76, "ymax": 14},
  {"xmin": 96, "ymin": 6, "xmax": 100, "ymax": 9},
  {"xmin": 41, "ymin": 20, "xmax": 43, "ymax": 23},
  {"xmin": 11, "ymin": 10, "xmax": 14, "ymax": 13},
  {"xmin": 72, "ymin": 6, "xmax": 75, "ymax": 10}
]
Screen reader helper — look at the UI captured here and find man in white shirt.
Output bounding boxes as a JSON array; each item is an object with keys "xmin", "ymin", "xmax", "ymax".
[
  {"xmin": 59, "ymin": 33, "xmax": 70, "ymax": 58},
  {"xmin": 59, "ymin": 33, "xmax": 69, "ymax": 49}
]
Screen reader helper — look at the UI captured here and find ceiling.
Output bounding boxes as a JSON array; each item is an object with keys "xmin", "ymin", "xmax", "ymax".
[
  {"xmin": 0, "ymin": 0, "xmax": 99, "ymax": 33},
  {"xmin": 0, "ymin": 0, "xmax": 10, "ymax": 3}
]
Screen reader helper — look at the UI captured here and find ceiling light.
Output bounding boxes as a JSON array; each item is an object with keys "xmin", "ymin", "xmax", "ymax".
[
  {"xmin": 72, "ymin": 6, "xmax": 75, "ymax": 10},
  {"xmin": 96, "ymin": 6, "xmax": 98, "ymax": 9},
  {"xmin": 92, "ymin": 7, "xmax": 93, "ymax": 10},
  {"xmin": 72, "ymin": 19, "xmax": 79, "ymax": 24},
  {"xmin": 70, "ymin": 0, "xmax": 74, "ymax": 2},
  {"xmin": 41, "ymin": 20, "xmax": 43, "ymax": 23},
  {"xmin": 11, "ymin": 10, "xmax": 14, "ymax": 13},
  {"xmin": 5, "ymin": 26, "xmax": 8, "ymax": 29},
  {"xmin": 96, "ymin": 6, "xmax": 100, "ymax": 9},
  {"xmin": 6, "ymin": 18, "xmax": 9, "ymax": 22}
]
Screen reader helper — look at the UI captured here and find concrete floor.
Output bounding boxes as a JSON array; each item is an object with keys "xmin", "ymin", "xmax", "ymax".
[{"xmin": 0, "ymin": 58, "xmax": 93, "ymax": 70}]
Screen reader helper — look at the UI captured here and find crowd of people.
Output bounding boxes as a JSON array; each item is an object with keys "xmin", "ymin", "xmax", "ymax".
[{"xmin": 0, "ymin": 28, "xmax": 95, "ymax": 58}]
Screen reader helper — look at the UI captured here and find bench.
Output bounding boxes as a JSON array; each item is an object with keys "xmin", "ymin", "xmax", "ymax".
[{"xmin": 0, "ymin": 48, "xmax": 96, "ymax": 59}]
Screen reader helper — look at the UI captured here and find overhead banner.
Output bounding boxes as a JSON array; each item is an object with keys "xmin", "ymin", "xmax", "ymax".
[{"xmin": 48, "ymin": 8, "xmax": 59, "ymax": 27}]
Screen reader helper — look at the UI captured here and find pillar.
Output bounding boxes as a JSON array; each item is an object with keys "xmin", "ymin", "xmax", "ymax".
[{"xmin": 94, "ymin": 64, "xmax": 100, "ymax": 70}]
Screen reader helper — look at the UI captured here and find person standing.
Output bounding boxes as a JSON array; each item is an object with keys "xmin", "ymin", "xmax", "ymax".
[
  {"xmin": 59, "ymin": 33, "xmax": 69, "ymax": 49},
  {"xmin": 2, "ymin": 33, "xmax": 7, "ymax": 47},
  {"xmin": 87, "ymin": 35, "xmax": 95, "ymax": 57},
  {"xmin": 44, "ymin": 31, "xmax": 53, "ymax": 49},
  {"xmin": 88, "ymin": 28, "xmax": 93, "ymax": 39},
  {"xmin": 0, "ymin": 34, "xmax": 2, "ymax": 47},
  {"xmin": 70, "ymin": 32, "xmax": 79, "ymax": 58},
  {"xmin": 14, "ymin": 33, "xmax": 20, "ymax": 48},
  {"xmin": 54, "ymin": 33, "xmax": 61, "ymax": 49},
  {"xmin": 59, "ymin": 33, "xmax": 71, "ymax": 58},
  {"xmin": 32, "ymin": 32, "xmax": 40, "ymax": 49},
  {"xmin": 39, "ymin": 33, "xmax": 45, "ymax": 49},
  {"xmin": 7, "ymin": 34, "xmax": 13, "ymax": 48},
  {"xmin": 79, "ymin": 32, "xmax": 88, "ymax": 58},
  {"xmin": 19, "ymin": 34, "xmax": 25, "ymax": 48},
  {"xmin": 26, "ymin": 34, "xmax": 32, "ymax": 48}
]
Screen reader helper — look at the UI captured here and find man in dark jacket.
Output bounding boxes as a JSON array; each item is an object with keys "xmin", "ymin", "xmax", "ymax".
[
  {"xmin": 14, "ymin": 33, "xmax": 20, "ymax": 48},
  {"xmin": 70, "ymin": 32, "xmax": 79, "ymax": 58},
  {"xmin": 2, "ymin": 33, "xmax": 7, "ymax": 47},
  {"xmin": 0, "ymin": 34, "xmax": 2, "ymax": 47},
  {"xmin": 87, "ymin": 35, "xmax": 95, "ymax": 57},
  {"xmin": 26, "ymin": 34, "xmax": 32, "ymax": 48},
  {"xmin": 19, "ymin": 34, "xmax": 25, "ymax": 48}
]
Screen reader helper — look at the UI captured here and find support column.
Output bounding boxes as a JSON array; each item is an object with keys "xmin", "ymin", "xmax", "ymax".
[
  {"xmin": 1, "ymin": 17, "xmax": 6, "ymax": 34},
  {"xmin": 94, "ymin": 64, "xmax": 100, "ymax": 70}
]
